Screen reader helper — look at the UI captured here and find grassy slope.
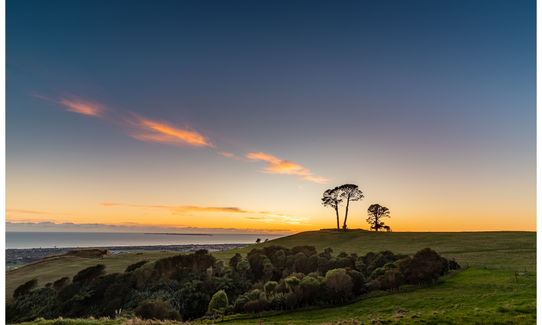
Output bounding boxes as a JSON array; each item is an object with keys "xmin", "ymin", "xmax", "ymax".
[
  {"xmin": 215, "ymin": 230, "xmax": 536, "ymax": 271},
  {"xmin": 6, "ymin": 251, "xmax": 178, "ymax": 302},
  {"xmin": 7, "ymin": 230, "xmax": 536, "ymax": 324},
  {"xmin": 225, "ymin": 268, "xmax": 535, "ymax": 324},
  {"xmin": 216, "ymin": 230, "xmax": 536, "ymax": 324}
]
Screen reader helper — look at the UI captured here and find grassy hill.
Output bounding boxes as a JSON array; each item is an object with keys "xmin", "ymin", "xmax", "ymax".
[
  {"xmin": 6, "ymin": 250, "xmax": 179, "ymax": 303},
  {"xmin": 215, "ymin": 230, "xmax": 536, "ymax": 271},
  {"xmin": 6, "ymin": 230, "xmax": 536, "ymax": 324}
]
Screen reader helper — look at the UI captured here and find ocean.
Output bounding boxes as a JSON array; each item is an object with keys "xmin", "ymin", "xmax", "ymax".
[{"xmin": 6, "ymin": 232, "xmax": 286, "ymax": 249}]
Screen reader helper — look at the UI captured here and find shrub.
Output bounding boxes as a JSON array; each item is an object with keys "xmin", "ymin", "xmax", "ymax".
[
  {"xmin": 299, "ymin": 276, "xmax": 321, "ymax": 304},
  {"xmin": 208, "ymin": 290, "xmax": 228, "ymax": 313},
  {"xmin": 271, "ymin": 249, "xmax": 287, "ymax": 269},
  {"xmin": 285, "ymin": 276, "xmax": 300, "ymax": 290},
  {"xmin": 262, "ymin": 258, "xmax": 274, "ymax": 280},
  {"xmin": 153, "ymin": 250, "xmax": 216, "ymax": 281},
  {"xmin": 291, "ymin": 245, "xmax": 317, "ymax": 256},
  {"xmin": 135, "ymin": 299, "xmax": 181, "ymax": 321},
  {"xmin": 346, "ymin": 269, "xmax": 366, "ymax": 295},
  {"xmin": 53, "ymin": 277, "xmax": 70, "ymax": 290},
  {"xmin": 229, "ymin": 253, "xmax": 242, "ymax": 268},
  {"xmin": 324, "ymin": 268, "xmax": 353, "ymax": 303},
  {"xmin": 293, "ymin": 252, "xmax": 309, "ymax": 273},
  {"xmin": 13, "ymin": 278, "xmax": 38, "ymax": 298},
  {"xmin": 73, "ymin": 264, "xmax": 105, "ymax": 285},
  {"xmin": 233, "ymin": 295, "xmax": 250, "ymax": 313},
  {"xmin": 355, "ymin": 257, "xmax": 367, "ymax": 273},
  {"xmin": 244, "ymin": 298, "xmax": 269, "ymax": 313},
  {"xmin": 449, "ymin": 258, "xmax": 461, "ymax": 270},
  {"xmin": 177, "ymin": 279, "xmax": 211, "ymax": 319},
  {"xmin": 214, "ymin": 260, "xmax": 225, "ymax": 276},
  {"xmin": 8, "ymin": 288, "xmax": 57, "ymax": 322},
  {"xmin": 264, "ymin": 281, "xmax": 278, "ymax": 295},
  {"xmin": 125, "ymin": 260, "xmax": 148, "ymax": 272},
  {"xmin": 236, "ymin": 258, "xmax": 251, "ymax": 275},
  {"xmin": 284, "ymin": 292, "xmax": 299, "ymax": 309},
  {"xmin": 269, "ymin": 292, "xmax": 286, "ymax": 310},
  {"xmin": 399, "ymin": 248, "xmax": 445, "ymax": 285},
  {"xmin": 378, "ymin": 269, "xmax": 403, "ymax": 290}
]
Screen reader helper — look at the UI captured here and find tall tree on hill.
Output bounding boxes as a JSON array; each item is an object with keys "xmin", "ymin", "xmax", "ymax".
[
  {"xmin": 322, "ymin": 187, "xmax": 342, "ymax": 230},
  {"xmin": 338, "ymin": 184, "xmax": 364, "ymax": 230},
  {"xmin": 366, "ymin": 204, "xmax": 390, "ymax": 231}
]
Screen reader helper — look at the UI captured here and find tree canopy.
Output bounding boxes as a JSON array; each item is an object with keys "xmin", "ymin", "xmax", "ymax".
[{"xmin": 367, "ymin": 204, "xmax": 391, "ymax": 232}]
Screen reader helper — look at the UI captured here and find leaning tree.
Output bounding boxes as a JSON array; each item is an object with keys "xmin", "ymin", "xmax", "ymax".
[
  {"xmin": 366, "ymin": 204, "xmax": 390, "ymax": 232},
  {"xmin": 322, "ymin": 187, "xmax": 342, "ymax": 230},
  {"xmin": 338, "ymin": 184, "xmax": 364, "ymax": 230}
]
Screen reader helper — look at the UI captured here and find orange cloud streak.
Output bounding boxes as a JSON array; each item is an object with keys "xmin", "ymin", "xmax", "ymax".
[
  {"xmin": 101, "ymin": 202, "xmax": 248, "ymax": 213},
  {"xmin": 246, "ymin": 152, "xmax": 328, "ymax": 183},
  {"xmin": 33, "ymin": 93, "xmax": 106, "ymax": 117},
  {"xmin": 127, "ymin": 115, "xmax": 213, "ymax": 147},
  {"xmin": 100, "ymin": 202, "xmax": 304, "ymax": 226},
  {"xmin": 58, "ymin": 96, "xmax": 106, "ymax": 117}
]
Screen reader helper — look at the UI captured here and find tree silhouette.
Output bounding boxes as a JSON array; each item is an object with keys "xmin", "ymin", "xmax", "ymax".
[
  {"xmin": 366, "ymin": 204, "xmax": 390, "ymax": 231},
  {"xmin": 338, "ymin": 184, "xmax": 364, "ymax": 230},
  {"xmin": 322, "ymin": 187, "xmax": 342, "ymax": 230}
]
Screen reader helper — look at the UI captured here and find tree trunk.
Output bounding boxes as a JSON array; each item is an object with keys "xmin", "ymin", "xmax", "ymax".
[
  {"xmin": 342, "ymin": 195, "xmax": 350, "ymax": 230},
  {"xmin": 335, "ymin": 206, "xmax": 340, "ymax": 230}
]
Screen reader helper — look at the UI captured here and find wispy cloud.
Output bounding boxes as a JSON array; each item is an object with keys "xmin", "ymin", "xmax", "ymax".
[
  {"xmin": 6, "ymin": 221, "xmax": 294, "ymax": 235},
  {"xmin": 34, "ymin": 92, "xmax": 327, "ymax": 184},
  {"xmin": 246, "ymin": 214, "xmax": 308, "ymax": 225},
  {"xmin": 34, "ymin": 93, "xmax": 106, "ymax": 117},
  {"xmin": 100, "ymin": 202, "xmax": 303, "ymax": 225},
  {"xmin": 246, "ymin": 152, "xmax": 328, "ymax": 183},
  {"xmin": 6, "ymin": 209, "xmax": 53, "ymax": 215},
  {"xmin": 217, "ymin": 151, "xmax": 242, "ymax": 160},
  {"xmin": 125, "ymin": 114, "xmax": 214, "ymax": 147},
  {"xmin": 34, "ymin": 93, "xmax": 213, "ymax": 147},
  {"xmin": 101, "ymin": 202, "xmax": 248, "ymax": 213},
  {"xmin": 58, "ymin": 96, "xmax": 106, "ymax": 117}
]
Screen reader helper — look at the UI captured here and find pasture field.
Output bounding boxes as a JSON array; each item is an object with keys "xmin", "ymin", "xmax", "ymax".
[{"xmin": 6, "ymin": 230, "xmax": 536, "ymax": 324}]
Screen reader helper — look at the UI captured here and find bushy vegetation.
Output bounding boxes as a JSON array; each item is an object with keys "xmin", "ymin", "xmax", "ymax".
[
  {"xmin": 13, "ymin": 279, "xmax": 38, "ymax": 299},
  {"xmin": 6, "ymin": 246, "xmax": 458, "ymax": 323}
]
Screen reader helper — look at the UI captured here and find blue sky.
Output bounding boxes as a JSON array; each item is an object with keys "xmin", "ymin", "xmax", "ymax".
[{"xmin": 6, "ymin": 0, "xmax": 536, "ymax": 231}]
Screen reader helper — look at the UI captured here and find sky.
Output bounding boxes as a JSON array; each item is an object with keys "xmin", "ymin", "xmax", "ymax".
[{"xmin": 6, "ymin": 0, "xmax": 536, "ymax": 233}]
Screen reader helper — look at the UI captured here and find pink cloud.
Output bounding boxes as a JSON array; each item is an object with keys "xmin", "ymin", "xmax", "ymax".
[
  {"xmin": 246, "ymin": 152, "xmax": 328, "ymax": 183},
  {"xmin": 125, "ymin": 114, "xmax": 214, "ymax": 147}
]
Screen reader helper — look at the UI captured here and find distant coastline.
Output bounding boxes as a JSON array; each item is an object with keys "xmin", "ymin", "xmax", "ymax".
[{"xmin": 6, "ymin": 243, "xmax": 252, "ymax": 268}]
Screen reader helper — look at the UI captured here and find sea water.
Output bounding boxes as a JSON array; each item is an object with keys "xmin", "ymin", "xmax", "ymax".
[{"xmin": 6, "ymin": 232, "xmax": 285, "ymax": 249}]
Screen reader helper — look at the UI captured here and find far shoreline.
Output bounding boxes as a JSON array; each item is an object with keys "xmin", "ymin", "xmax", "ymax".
[{"xmin": 6, "ymin": 243, "xmax": 253, "ymax": 269}]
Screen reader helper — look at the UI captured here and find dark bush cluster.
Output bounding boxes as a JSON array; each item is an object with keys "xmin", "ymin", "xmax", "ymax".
[
  {"xmin": 134, "ymin": 299, "xmax": 181, "ymax": 321},
  {"xmin": 6, "ymin": 246, "xmax": 459, "ymax": 323}
]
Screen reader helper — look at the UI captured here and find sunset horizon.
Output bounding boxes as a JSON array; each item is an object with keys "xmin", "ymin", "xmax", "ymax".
[
  {"xmin": 7, "ymin": 1, "xmax": 535, "ymax": 234},
  {"xmin": 5, "ymin": 1, "xmax": 537, "ymax": 323}
]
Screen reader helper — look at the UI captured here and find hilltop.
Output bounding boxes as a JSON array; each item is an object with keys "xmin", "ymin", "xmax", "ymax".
[{"xmin": 215, "ymin": 229, "xmax": 536, "ymax": 271}]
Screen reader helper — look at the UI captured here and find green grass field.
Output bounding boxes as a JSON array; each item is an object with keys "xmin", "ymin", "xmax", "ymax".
[{"xmin": 6, "ymin": 230, "xmax": 536, "ymax": 324}]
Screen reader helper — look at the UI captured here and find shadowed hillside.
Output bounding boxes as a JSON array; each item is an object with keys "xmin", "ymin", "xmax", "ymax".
[{"xmin": 7, "ymin": 230, "xmax": 535, "ymax": 303}]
